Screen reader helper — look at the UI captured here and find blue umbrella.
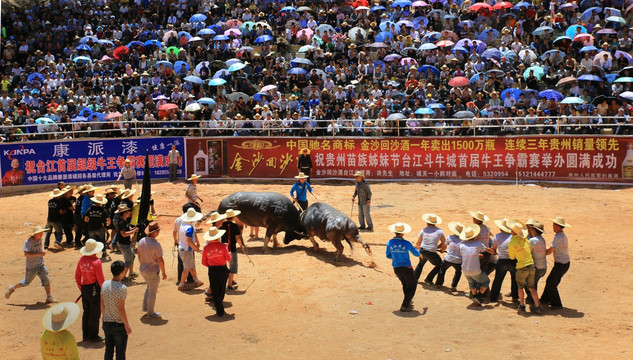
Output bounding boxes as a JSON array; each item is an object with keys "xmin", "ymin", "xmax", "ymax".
[
  {"xmin": 225, "ymin": 58, "xmax": 242, "ymax": 67},
  {"xmin": 523, "ymin": 66, "xmax": 544, "ymax": 80},
  {"xmin": 174, "ymin": 61, "xmax": 191, "ymax": 72},
  {"xmin": 189, "ymin": 14, "xmax": 207, "ymax": 22},
  {"xmin": 620, "ymin": 92, "xmax": 633, "ymax": 101},
  {"xmin": 513, "ymin": 2, "xmax": 532, "ymax": 9},
  {"xmin": 383, "ymin": 53, "xmax": 402, "ymax": 62},
  {"xmin": 470, "ymin": 73, "xmax": 487, "ymax": 84},
  {"xmin": 532, "ymin": 26, "xmax": 554, "ymax": 36},
  {"xmin": 370, "ymin": 5, "xmax": 387, "ymax": 12},
  {"xmin": 288, "ymin": 67, "xmax": 307, "ymax": 75},
  {"xmin": 501, "ymin": 88, "xmax": 523, "ymax": 100},
  {"xmin": 427, "ymin": 103, "xmax": 446, "ymax": 109},
  {"xmin": 477, "ymin": 29, "xmax": 499, "ymax": 42},
  {"xmin": 391, "ymin": 0, "xmax": 413, "ymax": 7},
  {"xmin": 212, "ymin": 69, "xmax": 230, "ymax": 79},
  {"xmin": 280, "ymin": 6, "xmax": 296, "ymax": 12},
  {"xmin": 35, "ymin": 117, "xmax": 54, "ymax": 124},
  {"xmin": 213, "ymin": 34, "xmax": 230, "ymax": 41},
  {"xmin": 197, "ymin": 98, "xmax": 216, "ymax": 106},
  {"xmin": 579, "ymin": 45, "xmax": 599, "ymax": 52},
  {"xmin": 540, "ymin": 50, "xmax": 566, "ymax": 63},
  {"xmin": 418, "ymin": 65, "xmax": 440, "ymax": 76},
  {"xmin": 576, "ymin": 104, "xmax": 596, "ymax": 112},
  {"xmin": 561, "ymin": 97, "xmax": 584, "ymax": 104},
  {"xmin": 126, "ymin": 41, "xmax": 144, "ymax": 48},
  {"xmin": 76, "ymin": 44, "xmax": 92, "ymax": 52},
  {"xmin": 139, "ymin": 30, "xmax": 158, "ymax": 39},
  {"xmin": 252, "ymin": 93, "xmax": 270, "ymax": 102},
  {"xmin": 539, "ymin": 90, "xmax": 563, "ymax": 101},
  {"xmin": 184, "ymin": 75, "xmax": 204, "ymax": 84},
  {"xmin": 178, "ymin": 31, "xmax": 192, "ymax": 39},
  {"xmin": 208, "ymin": 78, "xmax": 227, "ymax": 86},
  {"xmin": 422, "ymin": 31, "xmax": 441, "ymax": 42},
  {"xmin": 481, "ymin": 48, "xmax": 502, "ymax": 61},
  {"xmin": 154, "ymin": 60, "xmax": 173, "ymax": 68},
  {"xmin": 580, "ymin": 7, "xmax": 602, "ymax": 20},
  {"xmin": 565, "ymin": 25, "xmax": 587, "ymax": 38},
  {"xmin": 27, "ymin": 73, "xmax": 45, "ymax": 83},
  {"xmin": 72, "ymin": 56, "xmax": 92, "ymax": 63},
  {"xmin": 254, "ymin": 35, "xmax": 273, "ymax": 44},
  {"xmin": 578, "ymin": 74, "xmax": 603, "ymax": 82},
  {"xmin": 379, "ymin": 21, "xmax": 398, "ymax": 33},
  {"xmin": 227, "ymin": 62, "xmax": 246, "ymax": 72},
  {"xmin": 375, "ymin": 31, "xmax": 393, "ymax": 43},
  {"xmin": 97, "ymin": 39, "xmax": 114, "ymax": 47},
  {"xmin": 79, "ymin": 36, "xmax": 98, "ymax": 44},
  {"xmin": 453, "ymin": 46, "xmax": 469, "ymax": 54},
  {"xmin": 604, "ymin": 74, "xmax": 618, "ymax": 84},
  {"xmin": 615, "ymin": 77, "xmax": 633, "ymax": 83},
  {"xmin": 458, "ymin": 20, "xmax": 475, "ymax": 28},
  {"xmin": 290, "ymin": 58, "xmax": 314, "ymax": 66},
  {"xmin": 419, "ymin": 43, "xmax": 438, "ymax": 51},
  {"xmin": 71, "ymin": 115, "xmax": 88, "ymax": 123},
  {"xmin": 144, "ymin": 40, "xmax": 162, "ymax": 48},
  {"xmin": 198, "ymin": 28, "xmax": 216, "ymax": 36},
  {"xmin": 415, "ymin": 108, "xmax": 435, "ymax": 115}
]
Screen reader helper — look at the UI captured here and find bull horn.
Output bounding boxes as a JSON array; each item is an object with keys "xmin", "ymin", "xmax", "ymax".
[{"xmin": 357, "ymin": 235, "xmax": 372, "ymax": 256}]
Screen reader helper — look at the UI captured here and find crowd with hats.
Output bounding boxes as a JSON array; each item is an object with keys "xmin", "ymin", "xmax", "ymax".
[
  {"xmin": 385, "ymin": 211, "xmax": 571, "ymax": 313},
  {"xmin": 2, "ymin": 0, "xmax": 633, "ymax": 142}
]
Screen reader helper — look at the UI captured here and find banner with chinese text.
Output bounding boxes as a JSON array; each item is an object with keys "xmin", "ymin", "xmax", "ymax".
[
  {"xmin": 0, "ymin": 137, "xmax": 184, "ymax": 187},
  {"xmin": 185, "ymin": 136, "xmax": 633, "ymax": 184}
]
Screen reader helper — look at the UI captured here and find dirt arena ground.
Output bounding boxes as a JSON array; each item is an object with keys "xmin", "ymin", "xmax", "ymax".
[{"xmin": 1, "ymin": 180, "xmax": 632, "ymax": 359}]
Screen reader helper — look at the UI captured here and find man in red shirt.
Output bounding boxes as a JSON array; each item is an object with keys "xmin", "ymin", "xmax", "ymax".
[
  {"xmin": 75, "ymin": 239, "xmax": 105, "ymax": 342},
  {"xmin": 201, "ymin": 227, "xmax": 231, "ymax": 317}
]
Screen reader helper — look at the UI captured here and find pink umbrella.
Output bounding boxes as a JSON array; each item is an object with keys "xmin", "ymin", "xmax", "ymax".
[
  {"xmin": 99, "ymin": 55, "xmax": 113, "ymax": 62},
  {"xmin": 441, "ymin": 30, "xmax": 458, "ymax": 42},
  {"xmin": 297, "ymin": 28, "xmax": 314, "ymax": 40},
  {"xmin": 593, "ymin": 51, "xmax": 613, "ymax": 66},
  {"xmin": 470, "ymin": 3, "xmax": 492, "ymax": 11},
  {"xmin": 412, "ymin": 1, "xmax": 429, "ymax": 7},
  {"xmin": 436, "ymin": 40, "xmax": 455, "ymax": 47},
  {"xmin": 225, "ymin": 19, "xmax": 243, "ymax": 29},
  {"xmin": 449, "ymin": 76, "xmax": 470, "ymax": 87},
  {"xmin": 225, "ymin": 28, "xmax": 242, "ymax": 36},
  {"xmin": 158, "ymin": 103, "xmax": 178, "ymax": 111},
  {"xmin": 573, "ymin": 33, "xmax": 594, "ymax": 44},
  {"xmin": 261, "ymin": 84, "xmax": 278, "ymax": 92},
  {"xmin": 163, "ymin": 30, "xmax": 177, "ymax": 43},
  {"xmin": 105, "ymin": 112, "xmax": 124, "ymax": 120},
  {"xmin": 400, "ymin": 57, "xmax": 418, "ymax": 66}
]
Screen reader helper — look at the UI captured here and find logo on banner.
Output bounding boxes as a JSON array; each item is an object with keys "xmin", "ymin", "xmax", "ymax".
[
  {"xmin": 4, "ymin": 145, "xmax": 36, "ymax": 158},
  {"xmin": 233, "ymin": 140, "xmax": 280, "ymax": 151}
]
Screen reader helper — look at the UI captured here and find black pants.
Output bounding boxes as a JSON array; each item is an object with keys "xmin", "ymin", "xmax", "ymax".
[
  {"xmin": 540, "ymin": 262, "xmax": 570, "ymax": 307},
  {"xmin": 62, "ymin": 220, "xmax": 74, "ymax": 245},
  {"xmin": 435, "ymin": 260, "xmax": 462, "ymax": 288},
  {"xmin": 394, "ymin": 266, "xmax": 417, "ymax": 308},
  {"xmin": 490, "ymin": 259, "xmax": 518, "ymax": 301},
  {"xmin": 479, "ymin": 252, "xmax": 491, "ymax": 274},
  {"xmin": 178, "ymin": 253, "xmax": 195, "ymax": 284},
  {"xmin": 74, "ymin": 215, "xmax": 88, "ymax": 246},
  {"xmin": 297, "ymin": 200, "xmax": 308, "ymax": 211},
  {"xmin": 81, "ymin": 282, "xmax": 101, "ymax": 340},
  {"xmin": 414, "ymin": 249, "xmax": 443, "ymax": 282},
  {"xmin": 208, "ymin": 265, "xmax": 229, "ymax": 316},
  {"xmin": 103, "ymin": 322, "xmax": 128, "ymax": 360}
]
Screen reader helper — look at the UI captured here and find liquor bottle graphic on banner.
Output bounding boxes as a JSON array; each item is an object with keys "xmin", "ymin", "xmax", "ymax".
[
  {"xmin": 623, "ymin": 143, "xmax": 633, "ymax": 179},
  {"xmin": 193, "ymin": 142, "xmax": 209, "ymax": 175}
]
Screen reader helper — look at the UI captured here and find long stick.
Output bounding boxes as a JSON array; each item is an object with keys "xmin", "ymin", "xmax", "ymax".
[
  {"xmin": 350, "ymin": 201, "xmax": 354, "ymax": 217},
  {"xmin": 74, "ymin": 295, "xmax": 82, "ymax": 303}
]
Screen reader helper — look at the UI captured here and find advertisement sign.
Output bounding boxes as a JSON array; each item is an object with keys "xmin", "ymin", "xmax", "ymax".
[
  {"xmin": 0, "ymin": 137, "xmax": 184, "ymax": 187},
  {"xmin": 185, "ymin": 136, "xmax": 633, "ymax": 184}
]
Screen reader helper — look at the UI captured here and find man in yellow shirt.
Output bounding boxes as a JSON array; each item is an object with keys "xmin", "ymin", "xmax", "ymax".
[
  {"xmin": 507, "ymin": 220, "xmax": 542, "ymax": 314},
  {"xmin": 41, "ymin": 302, "xmax": 80, "ymax": 360}
]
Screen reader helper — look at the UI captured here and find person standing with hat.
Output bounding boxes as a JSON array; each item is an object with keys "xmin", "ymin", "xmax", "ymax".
[
  {"xmin": 177, "ymin": 208, "xmax": 205, "ymax": 291},
  {"xmin": 489, "ymin": 218, "xmax": 519, "ymax": 303},
  {"xmin": 40, "ymin": 302, "xmax": 80, "ymax": 360},
  {"xmin": 506, "ymin": 220, "xmax": 543, "ymax": 313},
  {"xmin": 168, "ymin": 144, "xmax": 181, "ymax": 182},
  {"xmin": 80, "ymin": 184, "xmax": 98, "ymax": 245},
  {"xmin": 352, "ymin": 171, "xmax": 373, "ymax": 231},
  {"xmin": 100, "ymin": 260, "xmax": 131, "ymax": 360},
  {"xmin": 84, "ymin": 194, "xmax": 111, "ymax": 260},
  {"xmin": 201, "ymin": 226, "xmax": 231, "ymax": 317},
  {"xmin": 74, "ymin": 239, "xmax": 106, "ymax": 342},
  {"xmin": 414, "ymin": 213, "xmax": 446, "ymax": 285},
  {"xmin": 457, "ymin": 224, "xmax": 492, "ymax": 305},
  {"xmin": 540, "ymin": 217, "xmax": 571, "ymax": 310},
  {"xmin": 297, "ymin": 148, "xmax": 313, "ymax": 183},
  {"xmin": 137, "ymin": 221, "xmax": 167, "ymax": 319},
  {"xmin": 526, "ymin": 219, "xmax": 547, "ymax": 306},
  {"xmin": 435, "ymin": 221, "xmax": 464, "ymax": 291},
  {"xmin": 470, "ymin": 210, "xmax": 494, "ymax": 274},
  {"xmin": 114, "ymin": 204, "xmax": 139, "ymax": 280},
  {"xmin": 173, "ymin": 207, "xmax": 195, "ymax": 287},
  {"xmin": 219, "ymin": 209, "xmax": 248, "ymax": 290},
  {"xmin": 60, "ymin": 186, "xmax": 77, "ymax": 248},
  {"xmin": 184, "ymin": 174, "xmax": 204, "ymax": 213},
  {"xmin": 116, "ymin": 159, "xmax": 136, "ymax": 190},
  {"xmin": 5, "ymin": 225, "xmax": 58, "ymax": 303},
  {"xmin": 290, "ymin": 172, "xmax": 314, "ymax": 211},
  {"xmin": 385, "ymin": 222, "xmax": 420, "ymax": 312},
  {"xmin": 44, "ymin": 188, "xmax": 68, "ymax": 250}
]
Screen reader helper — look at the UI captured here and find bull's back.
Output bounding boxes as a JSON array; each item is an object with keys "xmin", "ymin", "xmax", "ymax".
[
  {"xmin": 219, "ymin": 192, "xmax": 302, "ymax": 231},
  {"xmin": 303, "ymin": 202, "xmax": 352, "ymax": 240}
]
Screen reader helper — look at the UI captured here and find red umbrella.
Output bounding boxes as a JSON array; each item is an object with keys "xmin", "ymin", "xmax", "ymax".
[
  {"xmin": 158, "ymin": 103, "xmax": 178, "ymax": 111},
  {"xmin": 353, "ymin": 0, "xmax": 369, "ymax": 8},
  {"xmin": 436, "ymin": 40, "xmax": 455, "ymax": 47},
  {"xmin": 448, "ymin": 76, "xmax": 470, "ymax": 87},
  {"xmin": 113, "ymin": 46, "xmax": 129, "ymax": 60},
  {"xmin": 105, "ymin": 112, "xmax": 124, "ymax": 120},
  {"xmin": 556, "ymin": 76, "xmax": 577, "ymax": 86},
  {"xmin": 469, "ymin": 3, "xmax": 492, "ymax": 12},
  {"xmin": 492, "ymin": 1, "xmax": 513, "ymax": 10}
]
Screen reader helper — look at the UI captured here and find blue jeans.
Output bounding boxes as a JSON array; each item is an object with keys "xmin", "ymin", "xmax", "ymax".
[
  {"xmin": 358, "ymin": 202, "xmax": 373, "ymax": 228},
  {"xmin": 103, "ymin": 322, "xmax": 128, "ymax": 360},
  {"xmin": 44, "ymin": 221, "xmax": 63, "ymax": 248}
]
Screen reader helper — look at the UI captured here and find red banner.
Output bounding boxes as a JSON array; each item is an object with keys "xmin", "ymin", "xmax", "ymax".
[{"xmin": 185, "ymin": 136, "xmax": 633, "ymax": 184}]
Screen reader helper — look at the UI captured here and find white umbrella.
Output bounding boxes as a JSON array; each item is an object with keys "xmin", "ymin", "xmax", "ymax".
[
  {"xmin": 348, "ymin": 27, "xmax": 367, "ymax": 41},
  {"xmin": 185, "ymin": 103, "xmax": 203, "ymax": 112}
]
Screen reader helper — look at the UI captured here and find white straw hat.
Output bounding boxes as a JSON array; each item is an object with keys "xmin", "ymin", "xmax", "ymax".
[
  {"xmin": 203, "ymin": 226, "xmax": 226, "ymax": 241},
  {"xmin": 422, "ymin": 213, "xmax": 442, "ymax": 225},
  {"xmin": 224, "ymin": 209, "xmax": 241, "ymax": 218},
  {"xmin": 188, "ymin": 174, "xmax": 201, "ymax": 181},
  {"xmin": 30, "ymin": 225, "xmax": 50, "ymax": 237},
  {"xmin": 80, "ymin": 238, "xmax": 105, "ymax": 256},
  {"xmin": 181, "ymin": 208, "xmax": 203, "ymax": 223},
  {"xmin": 294, "ymin": 172, "xmax": 309, "ymax": 179},
  {"xmin": 205, "ymin": 211, "xmax": 227, "ymax": 224},
  {"xmin": 549, "ymin": 216, "xmax": 571, "ymax": 228},
  {"xmin": 469, "ymin": 210, "xmax": 489, "ymax": 222},
  {"xmin": 387, "ymin": 222, "xmax": 412, "ymax": 234},
  {"xmin": 459, "ymin": 224, "xmax": 481, "ymax": 241},
  {"xmin": 90, "ymin": 194, "xmax": 108, "ymax": 205},
  {"xmin": 42, "ymin": 302, "xmax": 80, "ymax": 332},
  {"xmin": 493, "ymin": 218, "xmax": 512, "ymax": 233},
  {"xmin": 506, "ymin": 220, "xmax": 528, "ymax": 238},
  {"xmin": 448, "ymin": 221, "xmax": 464, "ymax": 236}
]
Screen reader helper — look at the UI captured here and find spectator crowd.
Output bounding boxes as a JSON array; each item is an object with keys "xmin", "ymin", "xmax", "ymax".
[{"xmin": 2, "ymin": 0, "xmax": 633, "ymax": 142}]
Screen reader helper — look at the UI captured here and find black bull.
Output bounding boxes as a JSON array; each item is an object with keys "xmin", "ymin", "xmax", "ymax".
[
  {"xmin": 301, "ymin": 202, "xmax": 372, "ymax": 261},
  {"xmin": 218, "ymin": 192, "xmax": 307, "ymax": 252}
]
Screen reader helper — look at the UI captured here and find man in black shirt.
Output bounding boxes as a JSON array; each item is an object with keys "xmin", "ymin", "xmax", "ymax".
[
  {"xmin": 114, "ymin": 204, "xmax": 138, "ymax": 280},
  {"xmin": 60, "ymin": 186, "xmax": 76, "ymax": 248},
  {"xmin": 220, "ymin": 209, "xmax": 248, "ymax": 290},
  {"xmin": 44, "ymin": 188, "xmax": 67, "ymax": 250},
  {"xmin": 73, "ymin": 185, "xmax": 87, "ymax": 248},
  {"xmin": 84, "ymin": 194, "xmax": 111, "ymax": 259}
]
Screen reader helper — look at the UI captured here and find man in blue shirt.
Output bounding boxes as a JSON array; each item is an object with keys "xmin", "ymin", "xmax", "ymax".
[
  {"xmin": 386, "ymin": 223, "xmax": 420, "ymax": 312},
  {"xmin": 290, "ymin": 172, "xmax": 314, "ymax": 211}
]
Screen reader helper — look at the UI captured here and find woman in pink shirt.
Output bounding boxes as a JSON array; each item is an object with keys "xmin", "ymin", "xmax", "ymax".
[
  {"xmin": 75, "ymin": 239, "xmax": 105, "ymax": 342},
  {"xmin": 201, "ymin": 227, "xmax": 231, "ymax": 317}
]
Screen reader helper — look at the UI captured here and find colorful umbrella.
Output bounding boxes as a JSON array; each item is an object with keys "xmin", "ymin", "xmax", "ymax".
[
  {"xmin": 113, "ymin": 46, "xmax": 129, "ymax": 60},
  {"xmin": 197, "ymin": 98, "xmax": 216, "ymax": 106},
  {"xmin": 448, "ymin": 76, "xmax": 469, "ymax": 87},
  {"xmin": 158, "ymin": 103, "xmax": 178, "ymax": 111}
]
